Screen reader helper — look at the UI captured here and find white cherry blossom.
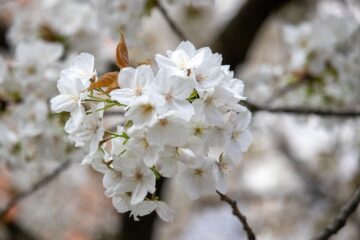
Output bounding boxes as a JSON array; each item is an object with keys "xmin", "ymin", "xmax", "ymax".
[
  {"xmin": 110, "ymin": 65, "xmax": 154, "ymax": 105},
  {"xmin": 113, "ymin": 155, "xmax": 156, "ymax": 205}
]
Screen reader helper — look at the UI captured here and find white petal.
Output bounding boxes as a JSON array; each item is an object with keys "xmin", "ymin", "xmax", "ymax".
[
  {"xmin": 112, "ymin": 194, "xmax": 131, "ymax": 213},
  {"xmin": 171, "ymin": 100, "xmax": 194, "ymax": 121},
  {"xmin": 155, "ymin": 202, "xmax": 175, "ymax": 222},
  {"xmin": 110, "ymin": 88, "xmax": 134, "ymax": 105},
  {"xmin": 147, "ymin": 117, "xmax": 188, "ymax": 146},
  {"xmin": 156, "ymin": 155, "xmax": 178, "ymax": 177},
  {"xmin": 143, "ymin": 146, "xmax": 160, "ymax": 167},
  {"xmin": 74, "ymin": 52, "xmax": 94, "ymax": 76},
  {"xmin": 155, "ymin": 54, "xmax": 177, "ymax": 69},
  {"xmin": 118, "ymin": 67, "xmax": 135, "ymax": 88},
  {"xmin": 204, "ymin": 104, "xmax": 224, "ymax": 126},
  {"xmin": 50, "ymin": 95, "xmax": 76, "ymax": 112},
  {"xmin": 176, "ymin": 41, "xmax": 196, "ymax": 56},
  {"xmin": 170, "ymin": 74, "xmax": 194, "ymax": 99},
  {"xmin": 236, "ymin": 110, "xmax": 252, "ymax": 130},
  {"xmin": 238, "ymin": 130, "xmax": 253, "ymax": 152},
  {"xmin": 114, "ymin": 178, "xmax": 135, "ymax": 194},
  {"xmin": 133, "ymin": 65, "xmax": 154, "ymax": 89},
  {"xmin": 130, "ymin": 201, "xmax": 157, "ymax": 220},
  {"xmin": 70, "ymin": 106, "xmax": 86, "ymax": 129},
  {"xmin": 227, "ymin": 140, "xmax": 243, "ymax": 162},
  {"xmin": 131, "ymin": 184, "xmax": 148, "ymax": 205}
]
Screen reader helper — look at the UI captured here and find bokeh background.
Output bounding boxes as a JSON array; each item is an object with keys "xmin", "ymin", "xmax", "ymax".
[{"xmin": 0, "ymin": 0, "xmax": 359, "ymax": 239}]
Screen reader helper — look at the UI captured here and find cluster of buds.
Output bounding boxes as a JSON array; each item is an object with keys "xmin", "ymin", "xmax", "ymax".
[{"xmin": 51, "ymin": 35, "xmax": 252, "ymax": 221}]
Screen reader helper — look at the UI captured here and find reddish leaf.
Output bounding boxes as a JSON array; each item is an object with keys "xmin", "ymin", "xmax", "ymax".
[
  {"xmin": 89, "ymin": 72, "xmax": 119, "ymax": 91},
  {"xmin": 116, "ymin": 33, "xmax": 129, "ymax": 69}
]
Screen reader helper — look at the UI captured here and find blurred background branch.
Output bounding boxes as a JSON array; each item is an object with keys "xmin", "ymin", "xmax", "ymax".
[
  {"xmin": 216, "ymin": 190, "xmax": 256, "ymax": 240},
  {"xmin": 0, "ymin": 160, "xmax": 71, "ymax": 221},
  {"xmin": 312, "ymin": 186, "xmax": 360, "ymax": 240},
  {"xmin": 247, "ymin": 102, "xmax": 360, "ymax": 117}
]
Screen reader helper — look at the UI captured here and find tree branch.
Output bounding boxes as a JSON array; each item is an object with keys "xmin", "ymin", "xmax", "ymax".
[
  {"xmin": 0, "ymin": 160, "xmax": 71, "ymax": 221},
  {"xmin": 216, "ymin": 190, "xmax": 256, "ymax": 240},
  {"xmin": 311, "ymin": 186, "xmax": 360, "ymax": 240},
  {"xmin": 157, "ymin": 1, "xmax": 187, "ymax": 41},
  {"xmin": 246, "ymin": 102, "xmax": 360, "ymax": 118}
]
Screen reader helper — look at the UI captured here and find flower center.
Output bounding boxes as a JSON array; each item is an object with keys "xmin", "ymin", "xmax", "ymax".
[
  {"xmin": 165, "ymin": 93, "xmax": 174, "ymax": 103},
  {"xmin": 159, "ymin": 119, "xmax": 168, "ymax": 126},
  {"xmin": 194, "ymin": 168, "xmax": 204, "ymax": 176},
  {"xmin": 135, "ymin": 88, "xmax": 142, "ymax": 96},
  {"xmin": 140, "ymin": 137, "xmax": 149, "ymax": 149},
  {"xmin": 193, "ymin": 127, "xmax": 203, "ymax": 136},
  {"xmin": 141, "ymin": 103, "xmax": 154, "ymax": 115},
  {"xmin": 134, "ymin": 169, "xmax": 144, "ymax": 182},
  {"xmin": 232, "ymin": 130, "xmax": 241, "ymax": 140},
  {"xmin": 196, "ymin": 73, "xmax": 207, "ymax": 82}
]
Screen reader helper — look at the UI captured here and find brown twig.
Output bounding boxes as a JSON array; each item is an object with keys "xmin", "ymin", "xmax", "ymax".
[
  {"xmin": 157, "ymin": 1, "xmax": 187, "ymax": 41},
  {"xmin": 245, "ymin": 102, "xmax": 360, "ymax": 118},
  {"xmin": 216, "ymin": 190, "xmax": 256, "ymax": 240},
  {"xmin": 311, "ymin": 186, "xmax": 360, "ymax": 240},
  {"xmin": 0, "ymin": 160, "xmax": 71, "ymax": 221}
]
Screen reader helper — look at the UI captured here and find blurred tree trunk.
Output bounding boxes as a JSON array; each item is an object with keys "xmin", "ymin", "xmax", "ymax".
[
  {"xmin": 0, "ymin": 22, "xmax": 9, "ymax": 51},
  {"xmin": 5, "ymin": 221, "xmax": 38, "ymax": 240},
  {"xmin": 213, "ymin": 0, "xmax": 296, "ymax": 68}
]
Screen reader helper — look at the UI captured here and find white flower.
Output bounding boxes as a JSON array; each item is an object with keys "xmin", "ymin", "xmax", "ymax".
[
  {"xmin": 213, "ymin": 154, "xmax": 234, "ymax": 193},
  {"xmin": 66, "ymin": 105, "xmax": 105, "ymax": 164},
  {"xmin": 155, "ymin": 139, "xmax": 201, "ymax": 177},
  {"xmin": 51, "ymin": 52, "xmax": 95, "ymax": 128},
  {"xmin": 61, "ymin": 52, "xmax": 95, "ymax": 85},
  {"xmin": 125, "ymin": 96, "xmax": 158, "ymax": 129},
  {"xmin": 224, "ymin": 110, "xmax": 252, "ymax": 162},
  {"xmin": 113, "ymin": 155, "xmax": 156, "ymax": 205},
  {"xmin": 50, "ymin": 74, "xmax": 88, "ymax": 113},
  {"xmin": 153, "ymin": 70, "xmax": 195, "ymax": 120},
  {"xmin": 126, "ymin": 130, "xmax": 161, "ymax": 167},
  {"xmin": 156, "ymin": 41, "xmax": 205, "ymax": 74},
  {"xmin": 45, "ymin": 0, "xmax": 97, "ymax": 37},
  {"xmin": 193, "ymin": 87, "xmax": 233, "ymax": 126},
  {"xmin": 147, "ymin": 111, "xmax": 189, "ymax": 147},
  {"xmin": 14, "ymin": 41, "xmax": 63, "ymax": 84},
  {"xmin": 110, "ymin": 65, "xmax": 154, "ymax": 105},
  {"xmin": 156, "ymin": 41, "xmax": 223, "ymax": 92},
  {"xmin": 179, "ymin": 158, "xmax": 216, "ymax": 199},
  {"xmin": 103, "ymin": 169, "xmax": 123, "ymax": 197},
  {"xmin": 93, "ymin": 0, "xmax": 146, "ymax": 41}
]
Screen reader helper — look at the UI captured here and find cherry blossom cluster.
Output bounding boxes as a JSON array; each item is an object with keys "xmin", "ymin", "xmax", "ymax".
[
  {"xmin": 0, "ymin": 0, "xmax": 152, "ymax": 176},
  {"xmin": 0, "ymin": 41, "xmax": 64, "ymax": 166},
  {"xmin": 245, "ymin": 6, "xmax": 360, "ymax": 107},
  {"xmin": 283, "ymin": 13, "xmax": 360, "ymax": 106},
  {"xmin": 0, "ymin": 0, "xmax": 216, "ymax": 189},
  {"xmin": 51, "ymin": 40, "xmax": 252, "ymax": 221}
]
